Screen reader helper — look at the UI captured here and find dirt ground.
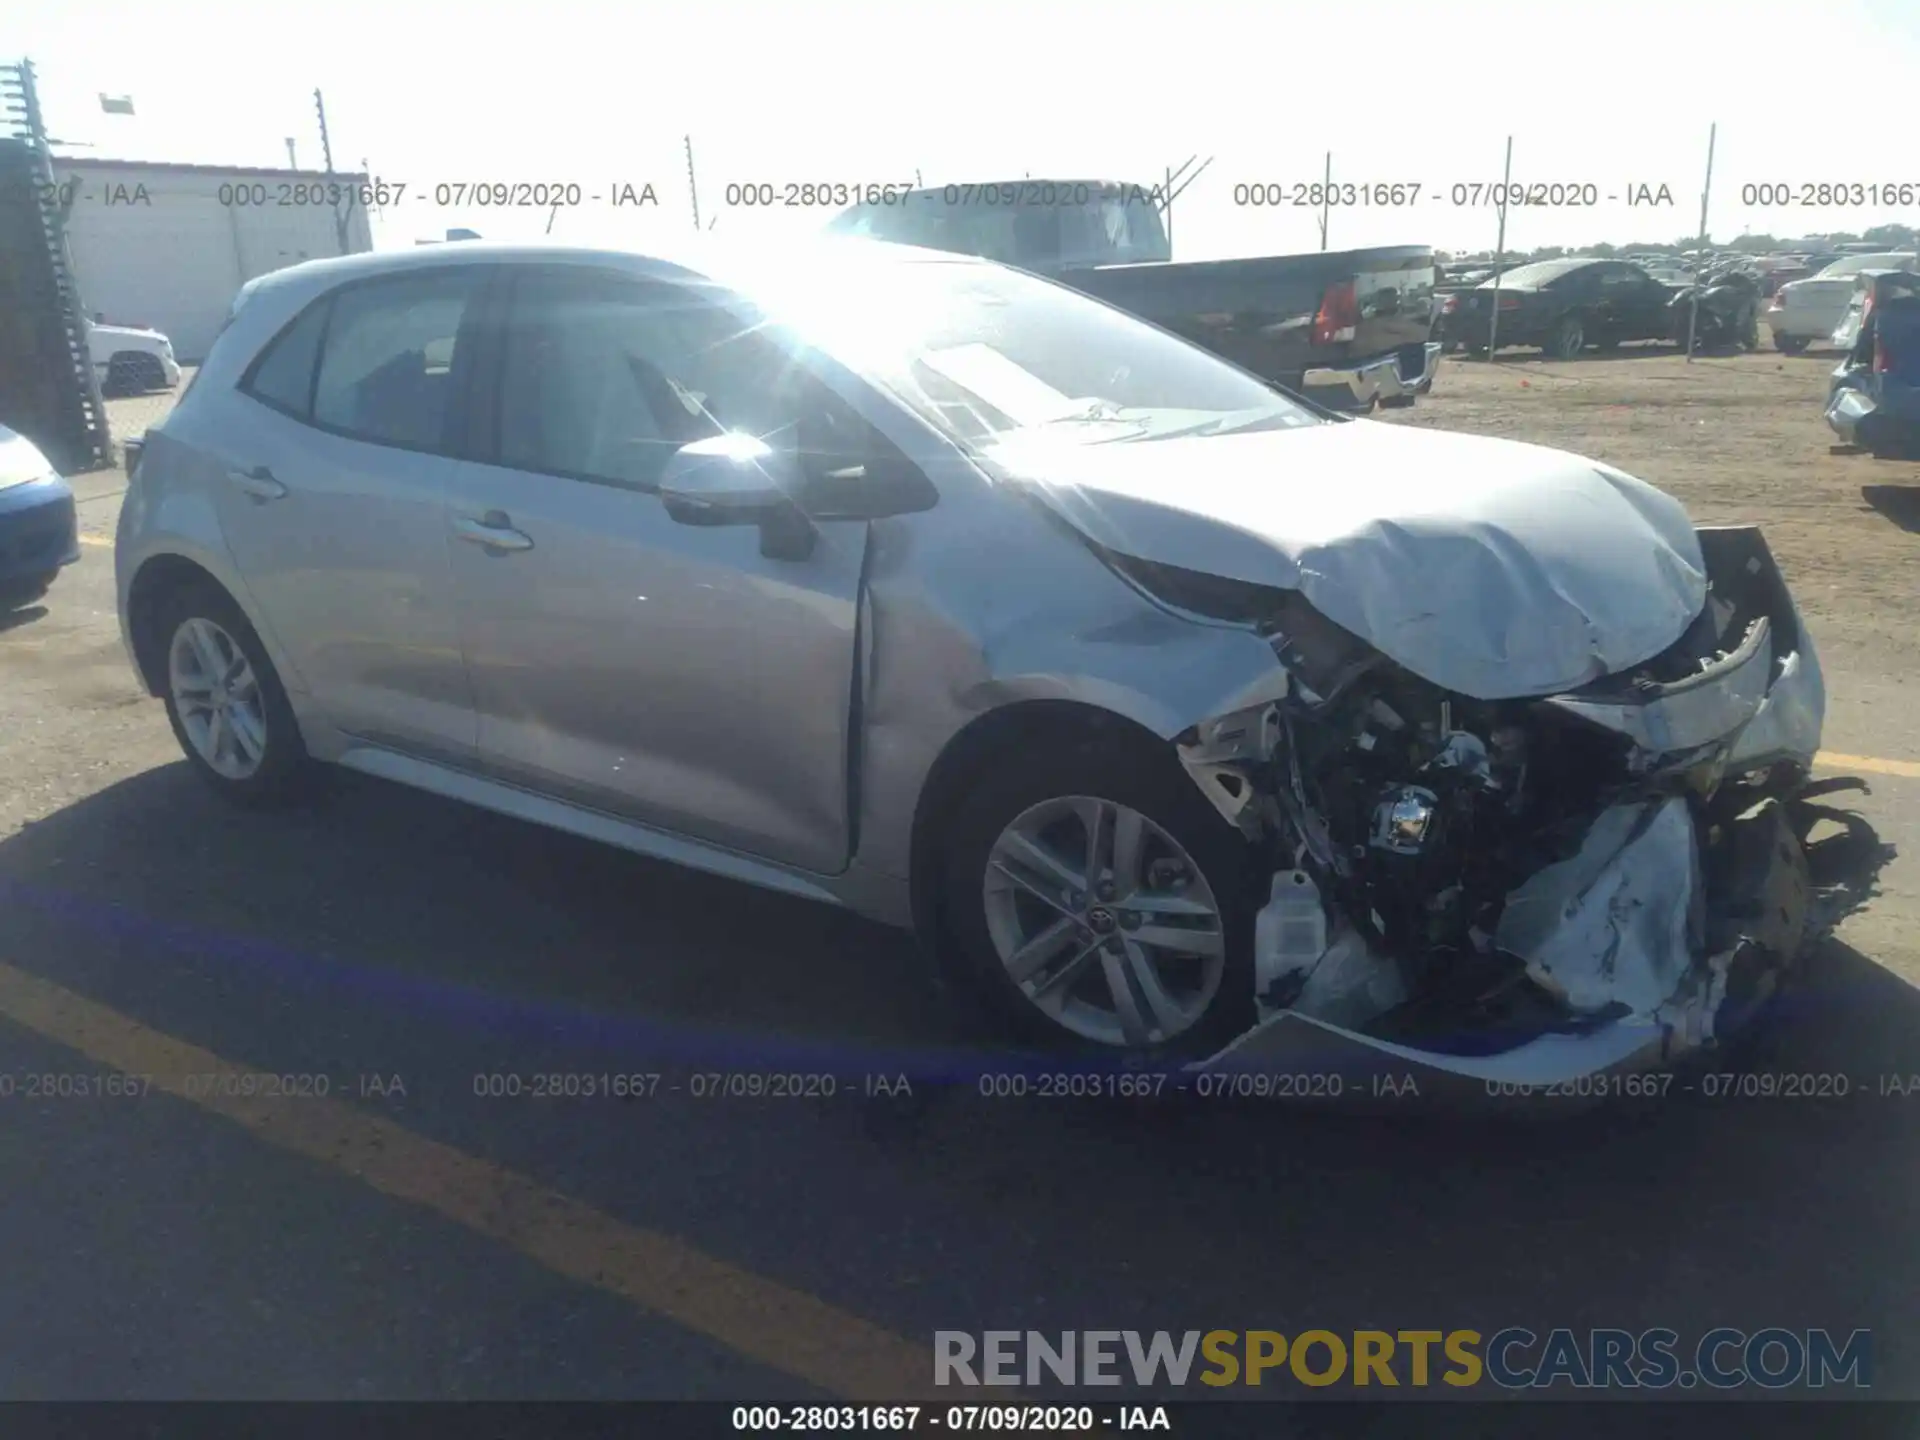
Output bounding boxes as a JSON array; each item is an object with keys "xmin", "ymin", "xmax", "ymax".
[{"xmin": 1382, "ymin": 346, "xmax": 1920, "ymax": 687}]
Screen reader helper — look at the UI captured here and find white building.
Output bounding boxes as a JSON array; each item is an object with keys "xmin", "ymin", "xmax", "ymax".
[{"xmin": 49, "ymin": 158, "xmax": 376, "ymax": 363}]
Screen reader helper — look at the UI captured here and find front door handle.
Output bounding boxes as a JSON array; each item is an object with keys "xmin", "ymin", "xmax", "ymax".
[
  {"xmin": 227, "ymin": 465, "xmax": 287, "ymax": 501},
  {"xmin": 453, "ymin": 511, "xmax": 534, "ymax": 553}
]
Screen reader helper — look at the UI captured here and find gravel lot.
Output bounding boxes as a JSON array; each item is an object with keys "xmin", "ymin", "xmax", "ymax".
[{"xmin": 2, "ymin": 353, "xmax": 1918, "ymax": 1412}]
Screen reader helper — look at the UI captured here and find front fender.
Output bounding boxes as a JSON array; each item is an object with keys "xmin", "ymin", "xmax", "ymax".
[{"xmin": 854, "ymin": 488, "xmax": 1289, "ymax": 881}]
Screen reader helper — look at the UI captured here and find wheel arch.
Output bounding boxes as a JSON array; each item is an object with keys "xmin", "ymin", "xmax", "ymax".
[
  {"xmin": 124, "ymin": 552, "xmax": 285, "ymax": 700},
  {"xmin": 905, "ymin": 698, "xmax": 1174, "ymax": 954}
]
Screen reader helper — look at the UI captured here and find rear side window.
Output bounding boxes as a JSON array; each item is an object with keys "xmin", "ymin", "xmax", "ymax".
[
  {"xmin": 240, "ymin": 298, "xmax": 332, "ymax": 417},
  {"xmin": 312, "ymin": 271, "xmax": 480, "ymax": 452}
]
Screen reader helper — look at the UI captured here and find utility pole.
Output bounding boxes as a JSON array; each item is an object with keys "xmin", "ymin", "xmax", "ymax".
[
  {"xmin": 1157, "ymin": 155, "xmax": 1212, "ymax": 252},
  {"xmin": 1486, "ymin": 135, "xmax": 1515, "ymax": 357},
  {"xmin": 285, "ymin": 137, "xmax": 297, "ymax": 169},
  {"xmin": 1318, "ymin": 151, "xmax": 1332, "ymax": 251},
  {"xmin": 684, "ymin": 134, "xmax": 701, "ymax": 231},
  {"xmin": 1685, "ymin": 122, "xmax": 1717, "ymax": 363},
  {"xmin": 314, "ymin": 88, "xmax": 350, "ymax": 255}
]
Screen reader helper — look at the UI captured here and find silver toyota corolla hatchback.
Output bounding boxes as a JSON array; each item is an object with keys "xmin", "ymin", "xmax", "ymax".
[{"xmin": 117, "ymin": 238, "xmax": 1832, "ymax": 1086}]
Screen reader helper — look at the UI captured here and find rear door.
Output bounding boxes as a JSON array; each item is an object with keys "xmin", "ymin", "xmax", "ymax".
[
  {"xmin": 443, "ymin": 264, "xmax": 872, "ymax": 873},
  {"xmin": 1597, "ymin": 264, "xmax": 1673, "ymax": 340},
  {"xmin": 208, "ymin": 266, "xmax": 487, "ymax": 763}
]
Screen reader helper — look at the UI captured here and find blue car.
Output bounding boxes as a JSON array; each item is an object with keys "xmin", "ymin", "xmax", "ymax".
[{"xmin": 0, "ymin": 423, "xmax": 80, "ymax": 606}]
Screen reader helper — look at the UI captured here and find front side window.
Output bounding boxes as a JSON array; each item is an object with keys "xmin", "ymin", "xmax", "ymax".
[
  {"xmin": 311, "ymin": 270, "xmax": 479, "ymax": 452},
  {"xmin": 495, "ymin": 268, "xmax": 890, "ymax": 496}
]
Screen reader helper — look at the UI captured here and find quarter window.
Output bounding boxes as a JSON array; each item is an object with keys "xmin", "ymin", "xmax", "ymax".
[{"xmin": 240, "ymin": 297, "xmax": 333, "ymax": 418}]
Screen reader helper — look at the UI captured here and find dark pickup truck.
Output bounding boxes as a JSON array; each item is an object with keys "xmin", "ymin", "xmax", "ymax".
[{"xmin": 825, "ymin": 180, "xmax": 1442, "ymax": 411}]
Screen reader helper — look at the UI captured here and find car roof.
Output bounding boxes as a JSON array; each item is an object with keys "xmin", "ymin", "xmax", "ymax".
[{"xmin": 235, "ymin": 235, "xmax": 983, "ymax": 310}]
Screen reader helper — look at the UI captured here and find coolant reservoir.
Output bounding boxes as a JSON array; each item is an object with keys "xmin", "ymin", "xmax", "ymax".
[{"xmin": 1254, "ymin": 870, "xmax": 1329, "ymax": 1004}]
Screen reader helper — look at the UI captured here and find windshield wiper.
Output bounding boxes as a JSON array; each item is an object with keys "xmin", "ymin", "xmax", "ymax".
[{"xmin": 1043, "ymin": 398, "xmax": 1133, "ymax": 425}]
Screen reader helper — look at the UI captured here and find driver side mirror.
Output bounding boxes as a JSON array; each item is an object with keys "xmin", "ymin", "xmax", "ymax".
[{"xmin": 658, "ymin": 433, "xmax": 817, "ymax": 561}]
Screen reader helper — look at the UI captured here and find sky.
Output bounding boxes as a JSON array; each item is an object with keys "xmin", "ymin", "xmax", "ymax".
[{"xmin": 12, "ymin": 0, "xmax": 1920, "ymax": 260}]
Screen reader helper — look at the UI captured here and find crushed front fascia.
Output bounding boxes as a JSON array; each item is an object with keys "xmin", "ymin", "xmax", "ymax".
[{"xmin": 1493, "ymin": 795, "xmax": 1702, "ymax": 1017}]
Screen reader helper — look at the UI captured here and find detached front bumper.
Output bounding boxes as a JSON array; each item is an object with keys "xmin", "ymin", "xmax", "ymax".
[
  {"xmin": 1303, "ymin": 341, "xmax": 1443, "ymax": 408},
  {"xmin": 1189, "ymin": 525, "xmax": 1829, "ymax": 1101},
  {"xmin": 1197, "ymin": 792, "xmax": 1814, "ymax": 1106}
]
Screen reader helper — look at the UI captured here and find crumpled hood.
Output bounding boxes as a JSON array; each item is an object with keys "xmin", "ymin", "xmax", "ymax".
[{"xmin": 989, "ymin": 419, "xmax": 1708, "ymax": 700}]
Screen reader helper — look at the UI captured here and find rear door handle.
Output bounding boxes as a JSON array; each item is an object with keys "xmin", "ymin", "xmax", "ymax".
[
  {"xmin": 227, "ymin": 465, "xmax": 287, "ymax": 501},
  {"xmin": 453, "ymin": 511, "xmax": 534, "ymax": 553}
]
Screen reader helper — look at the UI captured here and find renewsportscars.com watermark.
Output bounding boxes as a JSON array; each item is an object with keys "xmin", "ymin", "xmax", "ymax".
[{"xmin": 935, "ymin": 1328, "xmax": 1872, "ymax": 1391}]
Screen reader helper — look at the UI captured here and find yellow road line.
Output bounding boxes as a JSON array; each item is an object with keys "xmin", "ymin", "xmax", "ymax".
[
  {"xmin": 1816, "ymin": 751, "xmax": 1920, "ymax": 781},
  {"xmin": 78, "ymin": 534, "xmax": 111, "ymax": 547},
  {"xmin": 0, "ymin": 960, "xmax": 941, "ymax": 1401}
]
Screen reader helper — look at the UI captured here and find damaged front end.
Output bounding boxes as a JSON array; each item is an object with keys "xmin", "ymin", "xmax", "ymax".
[{"xmin": 1160, "ymin": 525, "xmax": 1832, "ymax": 1095}]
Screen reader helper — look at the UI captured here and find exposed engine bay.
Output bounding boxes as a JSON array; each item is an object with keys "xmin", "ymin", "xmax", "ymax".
[{"xmin": 1131, "ymin": 525, "xmax": 1835, "ymax": 1081}]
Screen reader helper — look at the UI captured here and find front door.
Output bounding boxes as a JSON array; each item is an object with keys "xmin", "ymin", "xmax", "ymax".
[{"xmin": 444, "ymin": 265, "xmax": 869, "ymax": 874}]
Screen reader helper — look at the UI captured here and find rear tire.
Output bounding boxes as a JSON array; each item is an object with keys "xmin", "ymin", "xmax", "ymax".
[
  {"xmin": 1542, "ymin": 315, "xmax": 1585, "ymax": 360},
  {"xmin": 156, "ymin": 581, "xmax": 319, "ymax": 808},
  {"xmin": 1774, "ymin": 333, "xmax": 1810, "ymax": 355},
  {"xmin": 937, "ymin": 730, "xmax": 1258, "ymax": 1062}
]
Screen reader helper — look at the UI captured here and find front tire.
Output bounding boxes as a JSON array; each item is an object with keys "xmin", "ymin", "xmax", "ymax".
[
  {"xmin": 938, "ymin": 730, "xmax": 1257, "ymax": 1060},
  {"xmin": 1774, "ymin": 332, "xmax": 1810, "ymax": 355},
  {"xmin": 157, "ymin": 581, "xmax": 317, "ymax": 808},
  {"xmin": 104, "ymin": 353, "xmax": 147, "ymax": 396}
]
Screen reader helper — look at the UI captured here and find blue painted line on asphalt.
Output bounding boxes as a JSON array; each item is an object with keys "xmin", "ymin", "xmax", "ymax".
[{"xmin": 0, "ymin": 874, "xmax": 1853, "ymax": 1089}]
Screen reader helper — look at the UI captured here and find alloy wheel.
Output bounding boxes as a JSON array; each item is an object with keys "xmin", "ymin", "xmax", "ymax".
[
  {"xmin": 981, "ymin": 795, "xmax": 1227, "ymax": 1048},
  {"xmin": 168, "ymin": 616, "xmax": 269, "ymax": 780}
]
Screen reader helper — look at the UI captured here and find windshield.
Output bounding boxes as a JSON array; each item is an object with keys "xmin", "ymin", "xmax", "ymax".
[
  {"xmin": 1479, "ymin": 259, "xmax": 1590, "ymax": 289},
  {"xmin": 749, "ymin": 251, "xmax": 1319, "ymax": 450}
]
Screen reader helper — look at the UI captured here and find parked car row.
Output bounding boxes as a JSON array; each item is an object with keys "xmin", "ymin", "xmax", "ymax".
[{"xmin": 1438, "ymin": 257, "xmax": 1688, "ymax": 359}]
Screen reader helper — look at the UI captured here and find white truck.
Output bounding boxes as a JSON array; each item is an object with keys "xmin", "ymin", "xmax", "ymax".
[{"xmin": 86, "ymin": 317, "xmax": 181, "ymax": 396}]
